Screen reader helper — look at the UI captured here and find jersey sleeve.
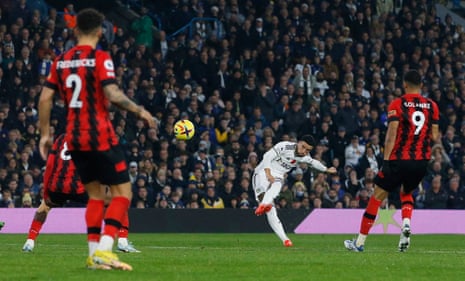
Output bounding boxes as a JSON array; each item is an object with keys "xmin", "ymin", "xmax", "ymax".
[
  {"xmin": 299, "ymin": 155, "xmax": 327, "ymax": 172},
  {"xmin": 387, "ymin": 98, "xmax": 401, "ymax": 122},
  {"xmin": 44, "ymin": 58, "xmax": 60, "ymax": 91},
  {"xmin": 262, "ymin": 142, "xmax": 284, "ymax": 169},
  {"xmin": 96, "ymin": 51, "xmax": 117, "ymax": 87}
]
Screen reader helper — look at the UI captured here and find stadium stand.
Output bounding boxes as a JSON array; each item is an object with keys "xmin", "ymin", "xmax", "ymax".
[{"xmin": 1, "ymin": 0, "xmax": 465, "ymax": 211}]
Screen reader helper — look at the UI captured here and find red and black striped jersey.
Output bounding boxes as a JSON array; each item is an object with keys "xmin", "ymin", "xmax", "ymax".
[
  {"xmin": 387, "ymin": 93, "xmax": 439, "ymax": 160},
  {"xmin": 45, "ymin": 45, "xmax": 118, "ymax": 151},
  {"xmin": 43, "ymin": 134, "xmax": 85, "ymax": 194}
]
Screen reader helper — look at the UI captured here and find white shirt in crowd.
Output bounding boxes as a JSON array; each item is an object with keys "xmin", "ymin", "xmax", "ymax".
[{"xmin": 345, "ymin": 142, "xmax": 366, "ymax": 167}]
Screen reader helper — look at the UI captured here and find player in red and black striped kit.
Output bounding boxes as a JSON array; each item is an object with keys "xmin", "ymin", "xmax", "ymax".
[
  {"xmin": 345, "ymin": 70, "xmax": 439, "ymax": 252},
  {"xmin": 22, "ymin": 135, "xmax": 139, "ymax": 254},
  {"xmin": 38, "ymin": 8, "xmax": 155, "ymax": 270}
]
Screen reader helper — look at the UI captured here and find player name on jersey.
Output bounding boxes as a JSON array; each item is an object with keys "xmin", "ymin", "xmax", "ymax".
[
  {"xmin": 57, "ymin": 59, "xmax": 96, "ymax": 69},
  {"xmin": 403, "ymin": 102, "xmax": 431, "ymax": 109}
]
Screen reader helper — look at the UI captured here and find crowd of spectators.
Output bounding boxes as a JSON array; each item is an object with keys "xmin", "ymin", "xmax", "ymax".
[{"xmin": 1, "ymin": 0, "xmax": 465, "ymax": 211}]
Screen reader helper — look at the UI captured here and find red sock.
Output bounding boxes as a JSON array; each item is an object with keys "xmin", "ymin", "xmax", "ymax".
[
  {"xmin": 360, "ymin": 196, "xmax": 382, "ymax": 235},
  {"xmin": 27, "ymin": 219, "xmax": 44, "ymax": 240},
  {"xmin": 400, "ymin": 192, "xmax": 414, "ymax": 222},
  {"xmin": 86, "ymin": 199, "xmax": 105, "ymax": 242},
  {"xmin": 118, "ymin": 212, "xmax": 129, "ymax": 239},
  {"xmin": 103, "ymin": 197, "xmax": 130, "ymax": 239}
]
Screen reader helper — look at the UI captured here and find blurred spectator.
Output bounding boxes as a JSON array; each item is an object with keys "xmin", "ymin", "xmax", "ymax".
[
  {"xmin": 131, "ymin": 7, "xmax": 154, "ymax": 48},
  {"xmin": 446, "ymin": 177, "xmax": 465, "ymax": 209},
  {"xmin": 357, "ymin": 145, "xmax": 382, "ymax": 175},
  {"xmin": 218, "ymin": 179, "xmax": 236, "ymax": 208},
  {"xmin": 200, "ymin": 186, "xmax": 224, "ymax": 208},
  {"xmin": 344, "ymin": 134, "xmax": 365, "ymax": 168},
  {"xmin": 63, "ymin": 3, "xmax": 76, "ymax": 29},
  {"xmin": 424, "ymin": 176, "xmax": 448, "ymax": 209}
]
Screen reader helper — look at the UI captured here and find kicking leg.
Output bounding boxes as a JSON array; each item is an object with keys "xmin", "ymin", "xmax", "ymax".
[{"xmin": 266, "ymin": 207, "xmax": 292, "ymax": 247}]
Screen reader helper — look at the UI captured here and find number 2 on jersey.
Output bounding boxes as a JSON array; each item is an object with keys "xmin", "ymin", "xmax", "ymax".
[
  {"xmin": 412, "ymin": 111, "xmax": 425, "ymax": 135},
  {"xmin": 66, "ymin": 74, "xmax": 83, "ymax": 108}
]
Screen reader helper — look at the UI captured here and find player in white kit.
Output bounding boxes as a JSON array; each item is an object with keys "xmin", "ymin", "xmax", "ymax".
[{"xmin": 253, "ymin": 135, "xmax": 337, "ymax": 246}]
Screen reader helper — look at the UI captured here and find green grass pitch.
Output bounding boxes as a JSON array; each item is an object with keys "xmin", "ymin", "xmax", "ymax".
[{"xmin": 1, "ymin": 233, "xmax": 464, "ymax": 281}]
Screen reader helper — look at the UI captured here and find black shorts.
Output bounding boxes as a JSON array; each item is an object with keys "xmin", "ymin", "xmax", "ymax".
[
  {"xmin": 70, "ymin": 145, "xmax": 130, "ymax": 185},
  {"xmin": 45, "ymin": 191, "xmax": 88, "ymax": 208},
  {"xmin": 374, "ymin": 160, "xmax": 428, "ymax": 193}
]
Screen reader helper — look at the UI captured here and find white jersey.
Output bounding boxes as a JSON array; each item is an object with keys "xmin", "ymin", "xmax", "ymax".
[{"xmin": 254, "ymin": 141, "xmax": 327, "ymax": 178}]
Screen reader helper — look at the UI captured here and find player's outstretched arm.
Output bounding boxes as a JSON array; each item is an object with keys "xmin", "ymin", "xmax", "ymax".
[
  {"xmin": 325, "ymin": 167, "xmax": 337, "ymax": 174},
  {"xmin": 311, "ymin": 159, "xmax": 337, "ymax": 174},
  {"xmin": 103, "ymin": 84, "xmax": 156, "ymax": 128}
]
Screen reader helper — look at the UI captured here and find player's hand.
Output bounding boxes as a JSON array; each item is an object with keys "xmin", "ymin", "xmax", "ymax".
[
  {"xmin": 380, "ymin": 161, "xmax": 392, "ymax": 175},
  {"xmin": 39, "ymin": 135, "xmax": 53, "ymax": 160},
  {"xmin": 326, "ymin": 167, "xmax": 337, "ymax": 174},
  {"xmin": 138, "ymin": 108, "xmax": 156, "ymax": 128},
  {"xmin": 266, "ymin": 174, "xmax": 275, "ymax": 183}
]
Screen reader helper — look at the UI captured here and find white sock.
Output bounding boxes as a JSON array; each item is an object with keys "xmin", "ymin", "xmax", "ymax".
[
  {"xmin": 262, "ymin": 181, "xmax": 282, "ymax": 205},
  {"xmin": 356, "ymin": 234, "xmax": 367, "ymax": 247},
  {"xmin": 266, "ymin": 207, "xmax": 289, "ymax": 242},
  {"xmin": 26, "ymin": 239, "xmax": 35, "ymax": 247},
  {"xmin": 88, "ymin": 241, "xmax": 99, "ymax": 256},
  {"xmin": 402, "ymin": 218, "xmax": 411, "ymax": 227},
  {"xmin": 97, "ymin": 235, "xmax": 114, "ymax": 252},
  {"xmin": 118, "ymin": 238, "xmax": 128, "ymax": 247}
]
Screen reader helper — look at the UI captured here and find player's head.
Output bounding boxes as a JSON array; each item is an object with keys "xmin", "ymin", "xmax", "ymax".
[
  {"xmin": 403, "ymin": 70, "xmax": 422, "ymax": 92},
  {"xmin": 296, "ymin": 135, "xmax": 315, "ymax": 156},
  {"xmin": 76, "ymin": 8, "xmax": 104, "ymax": 37}
]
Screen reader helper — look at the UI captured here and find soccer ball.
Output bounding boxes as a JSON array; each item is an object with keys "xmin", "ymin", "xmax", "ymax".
[{"xmin": 174, "ymin": 119, "xmax": 195, "ymax": 140}]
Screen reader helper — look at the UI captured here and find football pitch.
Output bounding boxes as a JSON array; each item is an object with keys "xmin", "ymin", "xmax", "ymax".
[{"xmin": 1, "ymin": 233, "xmax": 464, "ymax": 281}]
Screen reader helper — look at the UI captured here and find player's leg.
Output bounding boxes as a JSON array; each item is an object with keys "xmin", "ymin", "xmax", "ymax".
[
  {"xmin": 253, "ymin": 172, "xmax": 291, "ymax": 246},
  {"xmin": 70, "ymin": 150, "xmax": 128, "ymax": 270},
  {"xmin": 266, "ymin": 207, "xmax": 293, "ymax": 247},
  {"xmin": 345, "ymin": 162, "xmax": 400, "ymax": 252},
  {"xmin": 102, "ymin": 185, "xmax": 138, "ymax": 253},
  {"xmin": 85, "ymin": 182, "xmax": 106, "ymax": 257},
  {"xmin": 23, "ymin": 200, "xmax": 51, "ymax": 252},
  {"xmin": 252, "ymin": 171, "xmax": 274, "ymax": 215},
  {"xmin": 398, "ymin": 160, "xmax": 428, "ymax": 252},
  {"xmin": 90, "ymin": 146, "xmax": 132, "ymax": 270},
  {"xmin": 98, "ymin": 182, "xmax": 132, "ymax": 250},
  {"xmin": 398, "ymin": 186, "xmax": 413, "ymax": 252},
  {"xmin": 117, "ymin": 211, "xmax": 141, "ymax": 253},
  {"xmin": 354, "ymin": 186, "xmax": 388, "ymax": 246}
]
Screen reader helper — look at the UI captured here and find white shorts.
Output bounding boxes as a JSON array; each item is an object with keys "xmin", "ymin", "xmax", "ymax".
[{"xmin": 252, "ymin": 170, "xmax": 283, "ymax": 201}]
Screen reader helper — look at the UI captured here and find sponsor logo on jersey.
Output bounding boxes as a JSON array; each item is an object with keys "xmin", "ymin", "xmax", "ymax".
[{"xmin": 276, "ymin": 157, "xmax": 294, "ymax": 169}]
